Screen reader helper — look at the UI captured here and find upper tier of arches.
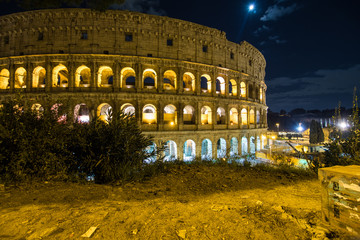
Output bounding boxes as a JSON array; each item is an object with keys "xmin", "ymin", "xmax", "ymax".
[{"xmin": 0, "ymin": 9, "xmax": 266, "ymax": 81}]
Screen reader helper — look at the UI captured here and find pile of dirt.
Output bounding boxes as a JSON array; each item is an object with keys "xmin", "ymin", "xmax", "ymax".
[{"xmin": 0, "ymin": 164, "xmax": 347, "ymax": 239}]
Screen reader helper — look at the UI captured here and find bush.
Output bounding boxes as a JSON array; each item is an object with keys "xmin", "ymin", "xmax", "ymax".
[{"xmin": 0, "ymin": 99, "xmax": 156, "ymax": 184}]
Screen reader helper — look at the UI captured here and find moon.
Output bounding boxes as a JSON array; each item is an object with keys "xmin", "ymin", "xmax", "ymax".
[{"xmin": 248, "ymin": 4, "xmax": 255, "ymax": 12}]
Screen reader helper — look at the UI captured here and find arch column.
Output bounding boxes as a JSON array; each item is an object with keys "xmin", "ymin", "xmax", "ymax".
[
  {"xmin": 247, "ymin": 135, "xmax": 251, "ymax": 154},
  {"xmin": 45, "ymin": 61, "xmax": 52, "ymax": 92},
  {"xmin": 157, "ymin": 67, "xmax": 163, "ymax": 93},
  {"xmin": 113, "ymin": 61, "xmax": 120, "ymax": 91},
  {"xmin": 224, "ymin": 76, "xmax": 229, "ymax": 96},
  {"xmin": 157, "ymin": 101, "xmax": 163, "ymax": 131},
  {"xmin": 212, "ymin": 137, "xmax": 217, "ymax": 159},
  {"xmin": 135, "ymin": 63, "xmax": 142, "ymax": 91},
  {"xmin": 9, "ymin": 63, "xmax": 15, "ymax": 92},
  {"xmin": 68, "ymin": 62, "xmax": 75, "ymax": 91},
  {"xmin": 195, "ymin": 71, "xmax": 201, "ymax": 95},
  {"xmin": 26, "ymin": 62, "xmax": 32, "ymax": 92},
  {"xmin": 178, "ymin": 102, "xmax": 184, "ymax": 131},
  {"xmin": 90, "ymin": 61, "xmax": 97, "ymax": 91},
  {"xmin": 177, "ymin": 140, "xmax": 183, "ymax": 161},
  {"xmin": 195, "ymin": 139, "xmax": 201, "ymax": 159},
  {"xmin": 177, "ymin": 69, "xmax": 183, "ymax": 94},
  {"xmin": 211, "ymin": 70, "xmax": 217, "ymax": 97}
]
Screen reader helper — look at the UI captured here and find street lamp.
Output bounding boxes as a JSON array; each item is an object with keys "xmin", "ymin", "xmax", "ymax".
[{"xmin": 276, "ymin": 123, "xmax": 280, "ymax": 132}]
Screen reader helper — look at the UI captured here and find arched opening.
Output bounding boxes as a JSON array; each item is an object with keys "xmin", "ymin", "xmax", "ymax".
[
  {"xmin": 121, "ymin": 67, "xmax": 136, "ymax": 88},
  {"xmin": 201, "ymin": 106, "xmax": 212, "ymax": 125},
  {"xmin": 74, "ymin": 103, "xmax": 90, "ymax": 123},
  {"xmin": 32, "ymin": 66, "xmax": 46, "ymax": 88},
  {"xmin": 97, "ymin": 103, "xmax": 112, "ymax": 122},
  {"xmin": 256, "ymin": 110, "xmax": 260, "ymax": 124},
  {"xmin": 216, "ymin": 107, "xmax": 226, "ymax": 124},
  {"xmin": 183, "ymin": 105, "xmax": 195, "ymax": 124},
  {"xmin": 51, "ymin": 103, "xmax": 67, "ymax": 122},
  {"xmin": 240, "ymin": 82, "xmax": 246, "ymax": 97},
  {"xmin": 217, "ymin": 138, "xmax": 226, "ymax": 158},
  {"xmin": 256, "ymin": 136, "xmax": 261, "ymax": 151},
  {"xmin": 163, "ymin": 70, "xmax": 176, "ymax": 90},
  {"xmin": 31, "ymin": 103, "xmax": 44, "ymax": 116},
  {"xmin": 143, "ymin": 69, "xmax": 156, "ymax": 89},
  {"xmin": 250, "ymin": 109, "xmax": 255, "ymax": 124},
  {"xmin": 260, "ymin": 88, "xmax": 263, "ymax": 102},
  {"xmin": 249, "ymin": 84, "xmax": 254, "ymax": 98},
  {"xmin": 0, "ymin": 69, "xmax": 9, "ymax": 89},
  {"xmin": 241, "ymin": 136, "xmax": 248, "ymax": 155},
  {"xmin": 75, "ymin": 65, "xmax": 91, "ymax": 87},
  {"xmin": 216, "ymin": 77, "xmax": 225, "ymax": 95},
  {"xmin": 15, "ymin": 67, "xmax": 27, "ymax": 88},
  {"xmin": 200, "ymin": 74, "xmax": 211, "ymax": 93},
  {"xmin": 229, "ymin": 108, "xmax": 238, "ymax": 125},
  {"xmin": 250, "ymin": 136, "xmax": 256, "ymax": 154},
  {"xmin": 164, "ymin": 140, "xmax": 177, "ymax": 161},
  {"xmin": 183, "ymin": 140, "xmax": 195, "ymax": 161},
  {"xmin": 241, "ymin": 108, "xmax": 248, "ymax": 125},
  {"xmin": 145, "ymin": 142, "xmax": 157, "ymax": 163},
  {"xmin": 229, "ymin": 79, "xmax": 237, "ymax": 96},
  {"xmin": 255, "ymin": 87, "xmax": 259, "ymax": 100},
  {"xmin": 261, "ymin": 135, "xmax": 266, "ymax": 149},
  {"xmin": 52, "ymin": 64, "xmax": 68, "ymax": 87},
  {"xmin": 142, "ymin": 104, "xmax": 157, "ymax": 124},
  {"xmin": 230, "ymin": 137, "xmax": 238, "ymax": 156},
  {"xmin": 201, "ymin": 139, "xmax": 212, "ymax": 160},
  {"xmin": 183, "ymin": 72, "xmax": 195, "ymax": 91},
  {"xmin": 164, "ymin": 104, "xmax": 177, "ymax": 125},
  {"xmin": 121, "ymin": 103, "xmax": 135, "ymax": 116},
  {"xmin": 98, "ymin": 66, "xmax": 113, "ymax": 87}
]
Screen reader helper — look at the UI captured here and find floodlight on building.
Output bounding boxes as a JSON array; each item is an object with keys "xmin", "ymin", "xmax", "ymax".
[{"xmin": 339, "ymin": 121, "xmax": 347, "ymax": 130}]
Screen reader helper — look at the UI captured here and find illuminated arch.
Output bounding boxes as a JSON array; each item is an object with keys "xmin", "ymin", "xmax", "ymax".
[
  {"xmin": 200, "ymin": 74, "xmax": 211, "ymax": 93},
  {"xmin": 229, "ymin": 79, "xmax": 237, "ymax": 96},
  {"xmin": 201, "ymin": 106, "xmax": 212, "ymax": 125},
  {"xmin": 143, "ymin": 69, "xmax": 157, "ymax": 89},
  {"xmin": 32, "ymin": 66, "xmax": 46, "ymax": 88},
  {"xmin": 250, "ymin": 136, "xmax": 256, "ymax": 154},
  {"xmin": 216, "ymin": 76, "xmax": 225, "ymax": 95},
  {"xmin": 0, "ymin": 68, "xmax": 10, "ymax": 89},
  {"xmin": 216, "ymin": 107, "xmax": 226, "ymax": 124},
  {"xmin": 97, "ymin": 66, "xmax": 113, "ymax": 87},
  {"xmin": 230, "ymin": 137, "xmax": 238, "ymax": 156},
  {"xmin": 229, "ymin": 108, "xmax": 238, "ymax": 125},
  {"xmin": 240, "ymin": 82, "xmax": 246, "ymax": 97},
  {"xmin": 183, "ymin": 105, "xmax": 195, "ymax": 124},
  {"xmin": 241, "ymin": 108, "xmax": 248, "ymax": 125},
  {"xmin": 15, "ymin": 67, "xmax": 26, "ymax": 88},
  {"xmin": 260, "ymin": 88, "xmax": 263, "ymax": 102},
  {"xmin": 74, "ymin": 103, "xmax": 90, "ymax": 123},
  {"xmin": 163, "ymin": 70, "xmax": 176, "ymax": 90},
  {"xmin": 145, "ymin": 142, "xmax": 157, "ymax": 163},
  {"xmin": 142, "ymin": 104, "xmax": 157, "ymax": 124},
  {"xmin": 217, "ymin": 138, "xmax": 226, "ymax": 158},
  {"xmin": 256, "ymin": 110, "xmax": 260, "ymax": 124},
  {"xmin": 52, "ymin": 64, "xmax": 68, "ymax": 87},
  {"xmin": 121, "ymin": 67, "xmax": 136, "ymax": 88},
  {"xmin": 256, "ymin": 136, "xmax": 261, "ymax": 151},
  {"xmin": 183, "ymin": 139, "xmax": 195, "ymax": 161},
  {"xmin": 201, "ymin": 139, "xmax": 212, "ymax": 160},
  {"xmin": 183, "ymin": 72, "xmax": 195, "ymax": 91},
  {"xmin": 121, "ymin": 103, "xmax": 135, "ymax": 116},
  {"xmin": 75, "ymin": 65, "xmax": 91, "ymax": 87},
  {"xmin": 241, "ymin": 136, "xmax": 248, "ymax": 155},
  {"xmin": 164, "ymin": 140, "xmax": 177, "ymax": 161},
  {"xmin": 97, "ymin": 103, "xmax": 112, "ymax": 122},
  {"xmin": 164, "ymin": 104, "xmax": 177, "ymax": 125},
  {"xmin": 250, "ymin": 109, "xmax": 255, "ymax": 124},
  {"xmin": 51, "ymin": 103, "xmax": 67, "ymax": 122}
]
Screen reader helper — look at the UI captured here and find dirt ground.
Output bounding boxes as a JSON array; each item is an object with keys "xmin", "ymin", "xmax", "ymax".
[{"xmin": 0, "ymin": 164, "xmax": 350, "ymax": 239}]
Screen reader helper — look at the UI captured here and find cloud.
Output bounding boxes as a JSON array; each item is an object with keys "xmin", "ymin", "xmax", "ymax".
[
  {"xmin": 253, "ymin": 25, "xmax": 270, "ymax": 35},
  {"xmin": 111, "ymin": 0, "xmax": 166, "ymax": 15},
  {"xmin": 268, "ymin": 35, "xmax": 287, "ymax": 44},
  {"xmin": 260, "ymin": 3, "xmax": 298, "ymax": 21},
  {"xmin": 267, "ymin": 65, "xmax": 360, "ymax": 111}
]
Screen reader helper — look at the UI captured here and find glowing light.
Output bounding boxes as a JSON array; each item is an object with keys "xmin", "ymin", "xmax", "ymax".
[
  {"xmin": 248, "ymin": 4, "xmax": 255, "ymax": 12},
  {"xmin": 79, "ymin": 115, "xmax": 89, "ymax": 123},
  {"xmin": 297, "ymin": 126, "xmax": 304, "ymax": 132},
  {"xmin": 170, "ymin": 121, "xmax": 174, "ymax": 126},
  {"xmin": 339, "ymin": 121, "xmax": 347, "ymax": 130},
  {"xmin": 271, "ymin": 136, "xmax": 276, "ymax": 140}
]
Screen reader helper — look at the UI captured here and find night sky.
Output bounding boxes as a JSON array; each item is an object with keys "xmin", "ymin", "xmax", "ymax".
[{"xmin": 2, "ymin": 0, "xmax": 360, "ymax": 112}]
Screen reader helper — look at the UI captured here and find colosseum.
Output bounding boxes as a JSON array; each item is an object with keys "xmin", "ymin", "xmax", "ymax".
[{"xmin": 0, "ymin": 8, "xmax": 267, "ymax": 161}]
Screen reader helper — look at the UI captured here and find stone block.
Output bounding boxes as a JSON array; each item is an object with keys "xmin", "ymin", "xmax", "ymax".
[{"xmin": 318, "ymin": 165, "xmax": 360, "ymax": 236}]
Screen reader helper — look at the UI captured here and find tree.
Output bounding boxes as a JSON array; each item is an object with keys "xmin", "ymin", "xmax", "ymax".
[{"xmin": 309, "ymin": 120, "xmax": 324, "ymax": 144}]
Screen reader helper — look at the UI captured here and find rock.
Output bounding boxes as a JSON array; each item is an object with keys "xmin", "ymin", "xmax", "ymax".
[
  {"xmin": 132, "ymin": 229, "xmax": 138, "ymax": 235},
  {"xmin": 177, "ymin": 229, "xmax": 186, "ymax": 239},
  {"xmin": 256, "ymin": 200, "xmax": 263, "ymax": 206},
  {"xmin": 0, "ymin": 184, "xmax": 5, "ymax": 192},
  {"xmin": 27, "ymin": 227, "xmax": 59, "ymax": 240},
  {"xmin": 81, "ymin": 226, "xmax": 98, "ymax": 238}
]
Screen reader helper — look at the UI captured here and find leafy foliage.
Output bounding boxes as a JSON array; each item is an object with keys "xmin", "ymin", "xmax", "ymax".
[{"xmin": 0, "ymin": 98, "xmax": 156, "ymax": 184}]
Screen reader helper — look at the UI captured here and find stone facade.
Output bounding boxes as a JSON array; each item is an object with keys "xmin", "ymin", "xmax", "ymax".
[{"xmin": 0, "ymin": 9, "xmax": 268, "ymax": 161}]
